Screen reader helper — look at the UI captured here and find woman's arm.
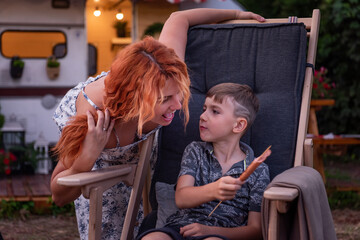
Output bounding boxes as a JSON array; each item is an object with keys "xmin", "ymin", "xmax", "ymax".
[
  {"xmin": 159, "ymin": 8, "xmax": 265, "ymax": 60},
  {"xmin": 50, "ymin": 160, "xmax": 83, "ymax": 206},
  {"xmin": 50, "ymin": 109, "xmax": 114, "ymax": 206},
  {"xmin": 180, "ymin": 211, "xmax": 262, "ymax": 240}
]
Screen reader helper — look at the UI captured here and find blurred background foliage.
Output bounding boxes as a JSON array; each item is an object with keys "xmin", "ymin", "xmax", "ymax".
[{"xmin": 239, "ymin": 0, "xmax": 360, "ymax": 140}]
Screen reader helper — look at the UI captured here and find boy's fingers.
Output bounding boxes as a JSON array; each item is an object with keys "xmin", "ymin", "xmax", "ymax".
[{"xmin": 224, "ymin": 176, "xmax": 242, "ymax": 185}]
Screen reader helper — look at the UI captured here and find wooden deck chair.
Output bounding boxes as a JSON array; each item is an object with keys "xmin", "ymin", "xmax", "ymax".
[
  {"xmin": 58, "ymin": 9, "xmax": 335, "ymax": 240},
  {"xmin": 57, "ymin": 133, "xmax": 155, "ymax": 240},
  {"xmin": 139, "ymin": 9, "xmax": 335, "ymax": 240}
]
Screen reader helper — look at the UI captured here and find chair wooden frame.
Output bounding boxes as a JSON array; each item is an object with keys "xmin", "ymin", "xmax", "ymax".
[
  {"xmin": 57, "ymin": 9, "xmax": 320, "ymax": 240},
  {"xmin": 225, "ymin": 9, "xmax": 320, "ymax": 239},
  {"xmin": 57, "ymin": 133, "xmax": 155, "ymax": 240}
]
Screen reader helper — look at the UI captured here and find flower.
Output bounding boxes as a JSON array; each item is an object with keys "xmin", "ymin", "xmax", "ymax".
[
  {"xmin": 0, "ymin": 149, "xmax": 17, "ymax": 176},
  {"xmin": 3, "ymin": 157, "xmax": 10, "ymax": 165},
  {"xmin": 312, "ymin": 67, "xmax": 336, "ymax": 99},
  {"xmin": 4, "ymin": 166, "xmax": 11, "ymax": 175}
]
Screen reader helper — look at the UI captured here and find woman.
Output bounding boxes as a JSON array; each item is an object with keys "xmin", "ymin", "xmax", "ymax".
[{"xmin": 50, "ymin": 8, "xmax": 265, "ymax": 240}]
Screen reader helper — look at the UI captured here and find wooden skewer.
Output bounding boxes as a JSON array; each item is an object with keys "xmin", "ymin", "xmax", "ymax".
[
  {"xmin": 208, "ymin": 146, "xmax": 272, "ymax": 217},
  {"xmin": 208, "ymin": 200, "xmax": 222, "ymax": 217}
]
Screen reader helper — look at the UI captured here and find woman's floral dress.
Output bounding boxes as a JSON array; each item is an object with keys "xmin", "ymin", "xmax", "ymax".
[{"xmin": 53, "ymin": 71, "xmax": 159, "ymax": 240}]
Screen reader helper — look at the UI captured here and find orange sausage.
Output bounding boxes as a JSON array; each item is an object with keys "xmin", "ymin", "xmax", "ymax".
[{"xmin": 239, "ymin": 145, "xmax": 271, "ymax": 181}]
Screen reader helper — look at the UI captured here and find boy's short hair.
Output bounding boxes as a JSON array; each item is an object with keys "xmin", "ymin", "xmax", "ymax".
[{"xmin": 206, "ymin": 83, "xmax": 259, "ymax": 128}]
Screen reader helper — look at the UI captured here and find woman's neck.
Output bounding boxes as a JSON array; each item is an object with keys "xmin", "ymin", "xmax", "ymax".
[
  {"xmin": 142, "ymin": 121, "xmax": 159, "ymax": 134},
  {"xmin": 113, "ymin": 119, "xmax": 138, "ymax": 147}
]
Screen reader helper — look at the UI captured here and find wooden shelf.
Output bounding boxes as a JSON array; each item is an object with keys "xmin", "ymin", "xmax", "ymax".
[
  {"xmin": 310, "ymin": 99, "xmax": 335, "ymax": 107},
  {"xmin": 111, "ymin": 37, "xmax": 132, "ymax": 46}
]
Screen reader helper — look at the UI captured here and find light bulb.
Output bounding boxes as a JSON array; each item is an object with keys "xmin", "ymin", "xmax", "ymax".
[
  {"xmin": 116, "ymin": 12, "xmax": 124, "ymax": 20},
  {"xmin": 94, "ymin": 8, "xmax": 101, "ymax": 17}
]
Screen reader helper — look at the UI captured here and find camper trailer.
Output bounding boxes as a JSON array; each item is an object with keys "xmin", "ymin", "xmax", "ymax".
[
  {"xmin": 0, "ymin": 0, "xmax": 88, "ymax": 173},
  {"xmin": 0, "ymin": 0, "xmax": 88, "ymax": 143},
  {"xmin": 0, "ymin": 0, "xmax": 243, "ymax": 174}
]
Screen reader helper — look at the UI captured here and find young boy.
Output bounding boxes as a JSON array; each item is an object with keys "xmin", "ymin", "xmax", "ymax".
[{"xmin": 138, "ymin": 83, "xmax": 270, "ymax": 240}]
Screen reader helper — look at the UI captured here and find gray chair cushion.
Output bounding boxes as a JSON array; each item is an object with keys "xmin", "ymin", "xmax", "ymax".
[{"xmin": 143, "ymin": 23, "xmax": 307, "ymax": 232}]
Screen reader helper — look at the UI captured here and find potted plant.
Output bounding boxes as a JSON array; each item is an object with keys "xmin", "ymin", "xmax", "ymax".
[
  {"xmin": 9, "ymin": 142, "xmax": 39, "ymax": 175},
  {"xmin": 46, "ymin": 55, "xmax": 60, "ymax": 80},
  {"xmin": 143, "ymin": 22, "xmax": 164, "ymax": 39},
  {"xmin": 113, "ymin": 21, "xmax": 128, "ymax": 38},
  {"xmin": 10, "ymin": 56, "xmax": 25, "ymax": 79}
]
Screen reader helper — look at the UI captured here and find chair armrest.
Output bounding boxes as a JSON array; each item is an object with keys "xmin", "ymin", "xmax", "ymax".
[
  {"xmin": 263, "ymin": 186, "xmax": 299, "ymax": 240},
  {"xmin": 264, "ymin": 186, "xmax": 299, "ymax": 213},
  {"xmin": 264, "ymin": 186, "xmax": 298, "ymax": 201},
  {"xmin": 57, "ymin": 164, "xmax": 135, "ymax": 187}
]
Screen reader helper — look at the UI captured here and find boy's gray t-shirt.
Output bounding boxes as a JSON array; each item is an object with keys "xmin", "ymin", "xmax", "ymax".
[{"xmin": 166, "ymin": 141, "xmax": 270, "ymax": 228}]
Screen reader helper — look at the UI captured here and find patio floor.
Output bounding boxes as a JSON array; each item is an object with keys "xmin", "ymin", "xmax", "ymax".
[{"xmin": 0, "ymin": 174, "xmax": 51, "ymax": 202}]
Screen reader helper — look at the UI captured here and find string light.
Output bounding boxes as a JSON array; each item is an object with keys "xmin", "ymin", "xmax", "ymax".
[
  {"xmin": 93, "ymin": 7, "xmax": 101, "ymax": 17},
  {"xmin": 116, "ymin": 9, "xmax": 124, "ymax": 20}
]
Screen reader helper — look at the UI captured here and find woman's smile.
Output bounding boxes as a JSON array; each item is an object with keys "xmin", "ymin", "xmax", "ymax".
[{"xmin": 162, "ymin": 111, "xmax": 175, "ymax": 122}]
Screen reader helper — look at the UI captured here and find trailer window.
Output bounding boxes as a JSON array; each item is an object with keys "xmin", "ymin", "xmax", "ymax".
[{"xmin": 1, "ymin": 30, "xmax": 66, "ymax": 58}]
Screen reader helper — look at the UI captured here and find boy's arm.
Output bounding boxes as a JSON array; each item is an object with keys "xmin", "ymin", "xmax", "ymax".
[
  {"xmin": 175, "ymin": 174, "xmax": 242, "ymax": 209},
  {"xmin": 180, "ymin": 211, "xmax": 262, "ymax": 240}
]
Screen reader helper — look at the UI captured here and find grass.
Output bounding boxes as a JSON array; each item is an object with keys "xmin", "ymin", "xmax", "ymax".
[
  {"xmin": 323, "ymin": 149, "xmax": 360, "ymax": 210},
  {"xmin": 325, "ymin": 169, "xmax": 352, "ymax": 181},
  {"xmin": 327, "ymin": 190, "xmax": 360, "ymax": 210},
  {"xmin": 0, "ymin": 198, "xmax": 75, "ymax": 219}
]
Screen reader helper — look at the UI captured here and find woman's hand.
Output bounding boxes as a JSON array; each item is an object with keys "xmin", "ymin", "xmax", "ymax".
[
  {"xmin": 212, "ymin": 176, "xmax": 243, "ymax": 201},
  {"xmin": 71, "ymin": 109, "xmax": 115, "ymax": 173},
  {"xmin": 235, "ymin": 11, "xmax": 266, "ymax": 22}
]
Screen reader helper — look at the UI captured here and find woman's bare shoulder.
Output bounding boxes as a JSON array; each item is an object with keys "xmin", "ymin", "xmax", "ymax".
[{"xmin": 76, "ymin": 76, "xmax": 106, "ymax": 115}]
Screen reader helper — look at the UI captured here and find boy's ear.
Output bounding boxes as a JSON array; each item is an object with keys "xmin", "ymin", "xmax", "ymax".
[{"xmin": 233, "ymin": 118, "xmax": 247, "ymax": 133}]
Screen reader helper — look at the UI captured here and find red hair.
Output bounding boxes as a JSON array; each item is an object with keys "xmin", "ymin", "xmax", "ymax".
[{"xmin": 53, "ymin": 37, "xmax": 190, "ymax": 168}]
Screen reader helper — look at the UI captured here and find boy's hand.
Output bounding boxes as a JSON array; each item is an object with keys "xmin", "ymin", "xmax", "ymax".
[
  {"xmin": 213, "ymin": 176, "xmax": 243, "ymax": 201},
  {"xmin": 180, "ymin": 223, "xmax": 210, "ymax": 237}
]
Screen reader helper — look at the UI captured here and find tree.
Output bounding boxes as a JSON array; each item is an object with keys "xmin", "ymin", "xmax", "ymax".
[
  {"xmin": 238, "ymin": 0, "xmax": 360, "ymax": 135},
  {"xmin": 316, "ymin": 0, "xmax": 360, "ymax": 134}
]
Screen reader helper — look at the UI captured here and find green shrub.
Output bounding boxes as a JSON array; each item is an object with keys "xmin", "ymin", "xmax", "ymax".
[
  {"xmin": 0, "ymin": 199, "xmax": 75, "ymax": 219},
  {"xmin": 0, "ymin": 200, "xmax": 34, "ymax": 219},
  {"xmin": 48, "ymin": 198, "xmax": 75, "ymax": 217},
  {"xmin": 143, "ymin": 22, "xmax": 164, "ymax": 38},
  {"xmin": 328, "ymin": 191, "xmax": 360, "ymax": 210}
]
